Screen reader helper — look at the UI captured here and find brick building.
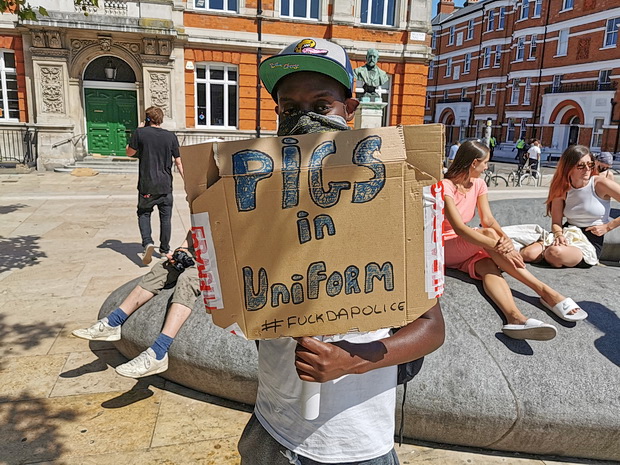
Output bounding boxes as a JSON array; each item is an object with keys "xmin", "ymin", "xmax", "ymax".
[
  {"xmin": 426, "ymin": 0, "xmax": 620, "ymax": 156},
  {"xmin": 0, "ymin": 0, "xmax": 433, "ymax": 169}
]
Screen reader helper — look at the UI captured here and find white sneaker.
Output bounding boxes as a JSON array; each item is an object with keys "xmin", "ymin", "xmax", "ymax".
[
  {"xmin": 142, "ymin": 244, "xmax": 155, "ymax": 265},
  {"xmin": 115, "ymin": 348, "xmax": 168, "ymax": 378},
  {"xmin": 72, "ymin": 318, "xmax": 121, "ymax": 341}
]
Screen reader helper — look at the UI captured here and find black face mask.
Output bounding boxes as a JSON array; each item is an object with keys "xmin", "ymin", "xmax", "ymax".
[
  {"xmin": 598, "ymin": 166, "xmax": 609, "ymax": 172},
  {"xmin": 277, "ymin": 111, "xmax": 350, "ymax": 136}
]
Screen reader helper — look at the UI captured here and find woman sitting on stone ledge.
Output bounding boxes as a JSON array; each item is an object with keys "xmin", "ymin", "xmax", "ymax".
[
  {"xmin": 520, "ymin": 145, "xmax": 620, "ymax": 270},
  {"xmin": 442, "ymin": 140, "xmax": 586, "ymax": 340}
]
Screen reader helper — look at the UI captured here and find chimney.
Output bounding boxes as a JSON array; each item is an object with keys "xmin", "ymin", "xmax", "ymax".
[
  {"xmin": 464, "ymin": 0, "xmax": 480, "ymax": 4},
  {"xmin": 437, "ymin": 0, "xmax": 455, "ymax": 15}
]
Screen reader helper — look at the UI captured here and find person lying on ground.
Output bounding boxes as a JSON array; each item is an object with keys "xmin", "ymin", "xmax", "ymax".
[
  {"xmin": 72, "ymin": 230, "xmax": 199, "ymax": 378},
  {"xmin": 520, "ymin": 145, "xmax": 620, "ymax": 270},
  {"xmin": 443, "ymin": 140, "xmax": 586, "ymax": 335}
]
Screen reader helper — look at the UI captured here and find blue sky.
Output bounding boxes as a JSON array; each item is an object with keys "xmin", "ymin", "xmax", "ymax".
[{"xmin": 432, "ymin": 0, "xmax": 466, "ymax": 17}]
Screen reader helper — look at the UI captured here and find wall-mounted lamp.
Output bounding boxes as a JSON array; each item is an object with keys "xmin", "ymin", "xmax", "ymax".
[{"xmin": 104, "ymin": 59, "xmax": 117, "ymax": 80}]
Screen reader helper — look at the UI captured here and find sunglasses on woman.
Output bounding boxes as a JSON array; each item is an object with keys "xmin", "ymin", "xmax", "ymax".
[
  {"xmin": 575, "ymin": 162, "xmax": 595, "ymax": 171},
  {"xmin": 597, "ymin": 165, "xmax": 610, "ymax": 172}
]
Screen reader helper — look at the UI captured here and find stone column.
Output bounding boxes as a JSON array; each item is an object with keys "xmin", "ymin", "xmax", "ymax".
[{"xmin": 354, "ymin": 100, "xmax": 388, "ymax": 129}]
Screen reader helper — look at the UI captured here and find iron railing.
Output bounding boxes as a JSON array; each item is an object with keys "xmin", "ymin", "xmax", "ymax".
[
  {"xmin": 0, "ymin": 127, "xmax": 38, "ymax": 167},
  {"xmin": 544, "ymin": 81, "xmax": 618, "ymax": 94}
]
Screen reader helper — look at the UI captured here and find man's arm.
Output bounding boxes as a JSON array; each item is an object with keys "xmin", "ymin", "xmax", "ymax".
[
  {"xmin": 294, "ymin": 302, "xmax": 444, "ymax": 383},
  {"xmin": 174, "ymin": 156, "xmax": 184, "ymax": 178},
  {"xmin": 126, "ymin": 146, "xmax": 137, "ymax": 157}
]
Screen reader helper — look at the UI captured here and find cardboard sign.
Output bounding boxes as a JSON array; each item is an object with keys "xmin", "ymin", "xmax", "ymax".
[{"xmin": 181, "ymin": 125, "xmax": 445, "ymax": 340}]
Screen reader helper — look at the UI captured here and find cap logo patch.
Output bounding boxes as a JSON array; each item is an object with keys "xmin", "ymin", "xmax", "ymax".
[
  {"xmin": 294, "ymin": 39, "xmax": 328, "ymax": 55},
  {"xmin": 268, "ymin": 62, "xmax": 300, "ymax": 70}
]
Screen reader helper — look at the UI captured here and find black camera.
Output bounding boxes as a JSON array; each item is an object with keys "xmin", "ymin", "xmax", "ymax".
[{"xmin": 171, "ymin": 249, "xmax": 195, "ymax": 272}]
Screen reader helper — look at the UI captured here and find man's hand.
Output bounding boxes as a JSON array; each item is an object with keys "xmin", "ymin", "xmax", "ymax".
[
  {"xmin": 553, "ymin": 234, "xmax": 568, "ymax": 246},
  {"xmin": 294, "ymin": 337, "xmax": 384, "ymax": 383}
]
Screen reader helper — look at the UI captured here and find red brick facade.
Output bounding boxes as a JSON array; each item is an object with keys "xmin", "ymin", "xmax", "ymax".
[{"xmin": 426, "ymin": 0, "xmax": 620, "ymax": 154}]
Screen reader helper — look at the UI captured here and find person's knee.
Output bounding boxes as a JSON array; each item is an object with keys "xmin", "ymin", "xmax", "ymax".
[
  {"xmin": 544, "ymin": 246, "xmax": 565, "ymax": 267},
  {"xmin": 479, "ymin": 228, "xmax": 500, "ymax": 241}
]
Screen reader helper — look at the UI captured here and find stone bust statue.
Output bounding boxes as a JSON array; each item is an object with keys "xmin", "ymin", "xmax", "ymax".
[{"xmin": 354, "ymin": 49, "xmax": 389, "ymax": 99}]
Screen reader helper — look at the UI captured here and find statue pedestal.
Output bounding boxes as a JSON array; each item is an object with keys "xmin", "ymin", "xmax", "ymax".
[{"xmin": 354, "ymin": 100, "xmax": 387, "ymax": 129}]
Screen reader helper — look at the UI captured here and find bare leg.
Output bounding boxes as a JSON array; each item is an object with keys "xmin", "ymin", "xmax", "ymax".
[
  {"xmin": 118, "ymin": 286, "xmax": 155, "ymax": 317},
  {"xmin": 478, "ymin": 229, "xmax": 580, "ymax": 313},
  {"xmin": 161, "ymin": 303, "xmax": 192, "ymax": 338},
  {"xmin": 520, "ymin": 242, "xmax": 544, "ymax": 263},
  {"xmin": 543, "ymin": 245, "xmax": 583, "ymax": 268},
  {"xmin": 474, "ymin": 258, "xmax": 528, "ymax": 325}
]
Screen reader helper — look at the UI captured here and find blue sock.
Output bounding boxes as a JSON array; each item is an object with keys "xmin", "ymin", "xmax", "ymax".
[
  {"xmin": 106, "ymin": 308, "xmax": 128, "ymax": 327},
  {"xmin": 150, "ymin": 333, "xmax": 174, "ymax": 360}
]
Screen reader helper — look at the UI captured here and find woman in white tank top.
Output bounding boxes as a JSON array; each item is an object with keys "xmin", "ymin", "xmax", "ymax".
[{"xmin": 531, "ymin": 145, "xmax": 620, "ymax": 268}]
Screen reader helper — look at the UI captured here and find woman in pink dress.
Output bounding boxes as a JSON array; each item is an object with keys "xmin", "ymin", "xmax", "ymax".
[{"xmin": 443, "ymin": 141, "xmax": 586, "ymax": 341}]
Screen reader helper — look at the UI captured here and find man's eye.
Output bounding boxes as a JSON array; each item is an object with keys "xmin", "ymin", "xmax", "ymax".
[{"xmin": 315, "ymin": 105, "xmax": 331, "ymax": 113}]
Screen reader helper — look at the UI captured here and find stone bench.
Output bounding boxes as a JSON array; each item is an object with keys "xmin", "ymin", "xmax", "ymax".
[{"xmin": 99, "ymin": 198, "xmax": 620, "ymax": 462}]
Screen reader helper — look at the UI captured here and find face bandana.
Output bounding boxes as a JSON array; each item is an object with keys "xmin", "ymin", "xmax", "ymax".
[{"xmin": 277, "ymin": 111, "xmax": 350, "ymax": 136}]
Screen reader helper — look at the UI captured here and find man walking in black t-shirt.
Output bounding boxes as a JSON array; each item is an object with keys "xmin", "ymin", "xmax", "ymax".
[{"xmin": 127, "ymin": 106, "xmax": 182, "ymax": 265}]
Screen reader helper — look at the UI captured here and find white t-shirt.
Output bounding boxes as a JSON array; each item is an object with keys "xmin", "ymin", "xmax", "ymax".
[
  {"xmin": 527, "ymin": 145, "xmax": 541, "ymax": 160},
  {"xmin": 564, "ymin": 177, "xmax": 611, "ymax": 227},
  {"xmin": 448, "ymin": 144, "xmax": 459, "ymax": 160},
  {"xmin": 254, "ymin": 330, "xmax": 397, "ymax": 463}
]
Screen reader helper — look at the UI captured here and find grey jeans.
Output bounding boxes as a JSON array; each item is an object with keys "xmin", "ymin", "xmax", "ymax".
[{"xmin": 238, "ymin": 413, "xmax": 400, "ymax": 465}]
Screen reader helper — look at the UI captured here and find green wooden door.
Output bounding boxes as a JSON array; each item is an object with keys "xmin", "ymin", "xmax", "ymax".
[{"xmin": 85, "ymin": 89, "xmax": 138, "ymax": 156}]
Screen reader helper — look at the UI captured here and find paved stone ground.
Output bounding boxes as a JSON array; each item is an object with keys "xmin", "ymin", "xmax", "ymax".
[{"xmin": 0, "ymin": 171, "xmax": 611, "ymax": 464}]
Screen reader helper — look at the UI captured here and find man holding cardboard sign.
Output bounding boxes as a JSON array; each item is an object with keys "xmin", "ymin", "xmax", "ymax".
[{"xmin": 218, "ymin": 39, "xmax": 444, "ymax": 464}]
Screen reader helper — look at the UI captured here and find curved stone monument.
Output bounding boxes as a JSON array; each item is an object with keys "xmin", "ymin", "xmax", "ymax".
[{"xmin": 100, "ymin": 199, "xmax": 620, "ymax": 461}]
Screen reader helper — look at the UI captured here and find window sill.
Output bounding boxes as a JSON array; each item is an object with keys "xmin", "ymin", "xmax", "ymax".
[
  {"xmin": 196, "ymin": 126, "xmax": 239, "ymax": 131},
  {"xmin": 559, "ymin": 8, "xmax": 573, "ymax": 13},
  {"xmin": 553, "ymin": 54, "xmax": 568, "ymax": 58},
  {"xmin": 600, "ymin": 45, "xmax": 617, "ymax": 50},
  {"xmin": 527, "ymin": 57, "xmax": 537, "ymax": 61},
  {"xmin": 279, "ymin": 15, "xmax": 320, "ymax": 22}
]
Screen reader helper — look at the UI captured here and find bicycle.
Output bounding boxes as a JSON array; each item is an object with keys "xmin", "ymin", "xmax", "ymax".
[
  {"xmin": 483, "ymin": 164, "xmax": 508, "ymax": 188},
  {"xmin": 519, "ymin": 161, "xmax": 542, "ymax": 187}
]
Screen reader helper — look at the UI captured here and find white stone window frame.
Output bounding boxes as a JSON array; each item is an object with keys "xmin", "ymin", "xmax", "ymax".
[
  {"xmin": 0, "ymin": 50, "xmax": 18, "ymax": 121},
  {"xmin": 523, "ymin": 77, "xmax": 532, "ymax": 104},
  {"xmin": 279, "ymin": 0, "xmax": 321, "ymax": 21},
  {"xmin": 519, "ymin": 1, "xmax": 530, "ymax": 21},
  {"xmin": 464, "ymin": 53, "xmax": 471, "ymax": 74},
  {"xmin": 489, "ymin": 83, "xmax": 497, "ymax": 106},
  {"xmin": 498, "ymin": 7, "xmax": 505, "ymax": 30},
  {"xmin": 448, "ymin": 25, "xmax": 455, "ymax": 45},
  {"xmin": 591, "ymin": 118, "xmax": 604, "ymax": 149},
  {"xmin": 482, "ymin": 47, "xmax": 491, "ymax": 68},
  {"xmin": 560, "ymin": 0, "xmax": 573, "ymax": 12},
  {"xmin": 445, "ymin": 57, "xmax": 452, "ymax": 77},
  {"xmin": 195, "ymin": 63, "xmax": 239, "ymax": 130},
  {"xmin": 604, "ymin": 18, "xmax": 620, "ymax": 48},
  {"xmin": 533, "ymin": 0, "xmax": 542, "ymax": 17},
  {"xmin": 494, "ymin": 45, "xmax": 502, "ymax": 67},
  {"xmin": 599, "ymin": 69, "xmax": 612, "ymax": 87},
  {"xmin": 192, "ymin": 0, "xmax": 238, "ymax": 12},
  {"xmin": 359, "ymin": 0, "xmax": 399, "ymax": 28},
  {"xmin": 479, "ymin": 84, "xmax": 487, "ymax": 106},
  {"xmin": 556, "ymin": 29, "xmax": 569, "ymax": 57},
  {"xmin": 516, "ymin": 37, "xmax": 525, "ymax": 61},
  {"xmin": 529, "ymin": 34, "xmax": 538, "ymax": 60},
  {"xmin": 467, "ymin": 19, "xmax": 474, "ymax": 40},
  {"xmin": 510, "ymin": 79, "xmax": 520, "ymax": 105},
  {"xmin": 487, "ymin": 10, "xmax": 495, "ymax": 32},
  {"xmin": 428, "ymin": 61, "xmax": 435, "ymax": 79}
]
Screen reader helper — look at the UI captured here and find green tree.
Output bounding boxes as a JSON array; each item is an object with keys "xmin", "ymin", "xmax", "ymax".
[{"xmin": 3, "ymin": 0, "xmax": 98, "ymax": 20}]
